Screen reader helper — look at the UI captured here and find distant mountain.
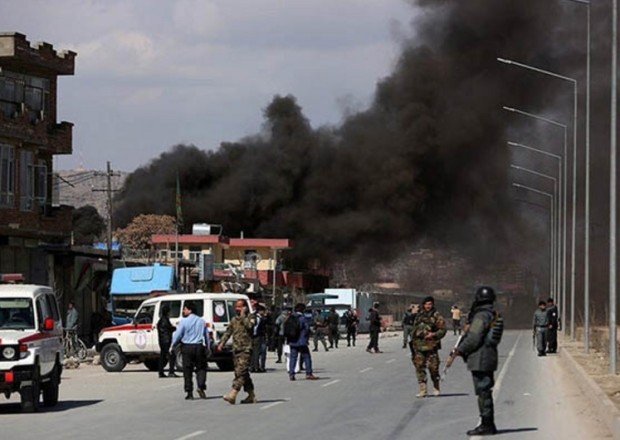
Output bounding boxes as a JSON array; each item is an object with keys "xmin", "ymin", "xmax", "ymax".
[{"xmin": 54, "ymin": 169, "xmax": 128, "ymax": 216}]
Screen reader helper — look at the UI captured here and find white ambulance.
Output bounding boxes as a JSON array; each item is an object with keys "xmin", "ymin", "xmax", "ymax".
[
  {"xmin": 0, "ymin": 285, "xmax": 64, "ymax": 412},
  {"xmin": 96, "ymin": 292, "xmax": 253, "ymax": 372}
]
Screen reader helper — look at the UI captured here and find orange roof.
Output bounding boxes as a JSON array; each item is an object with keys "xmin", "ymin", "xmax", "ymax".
[
  {"xmin": 152, "ymin": 234, "xmax": 230, "ymax": 246},
  {"xmin": 229, "ymin": 238, "xmax": 292, "ymax": 250}
]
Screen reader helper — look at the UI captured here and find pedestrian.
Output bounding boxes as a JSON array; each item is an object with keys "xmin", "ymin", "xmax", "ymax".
[
  {"xmin": 345, "ymin": 308, "xmax": 359, "ymax": 347},
  {"xmin": 451, "ymin": 305, "xmax": 462, "ymax": 335},
  {"xmin": 287, "ymin": 303, "xmax": 319, "ymax": 381},
  {"xmin": 546, "ymin": 298, "xmax": 560, "ymax": 354},
  {"xmin": 65, "ymin": 301, "xmax": 79, "ymax": 331},
  {"xmin": 448, "ymin": 286, "xmax": 501, "ymax": 436},
  {"xmin": 218, "ymin": 299, "xmax": 257, "ymax": 404},
  {"xmin": 366, "ymin": 302, "xmax": 383, "ymax": 354},
  {"xmin": 274, "ymin": 307, "xmax": 290, "ymax": 363},
  {"xmin": 171, "ymin": 301, "xmax": 208, "ymax": 400},
  {"xmin": 327, "ymin": 306, "xmax": 340, "ymax": 348},
  {"xmin": 250, "ymin": 305, "xmax": 267, "ymax": 373},
  {"xmin": 411, "ymin": 296, "xmax": 446, "ymax": 397},
  {"xmin": 266, "ymin": 306, "xmax": 276, "ymax": 352},
  {"xmin": 402, "ymin": 304, "xmax": 416, "ymax": 349},
  {"xmin": 407, "ymin": 304, "xmax": 420, "ymax": 357},
  {"xmin": 157, "ymin": 305, "xmax": 178, "ymax": 378},
  {"xmin": 533, "ymin": 300, "xmax": 549, "ymax": 357},
  {"xmin": 312, "ymin": 309, "xmax": 329, "ymax": 352}
]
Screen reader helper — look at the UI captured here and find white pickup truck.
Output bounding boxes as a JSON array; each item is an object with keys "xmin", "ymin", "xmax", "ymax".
[{"xmin": 96, "ymin": 292, "xmax": 253, "ymax": 372}]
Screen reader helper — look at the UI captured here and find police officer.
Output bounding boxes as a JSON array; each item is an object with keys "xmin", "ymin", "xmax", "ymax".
[
  {"xmin": 170, "ymin": 301, "xmax": 209, "ymax": 400},
  {"xmin": 402, "ymin": 304, "xmax": 416, "ymax": 349},
  {"xmin": 327, "ymin": 306, "xmax": 340, "ymax": 349},
  {"xmin": 312, "ymin": 309, "xmax": 329, "ymax": 352},
  {"xmin": 448, "ymin": 286, "xmax": 500, "ymax": 436},
  {"xmin": 366, "ymin": 302, "xmax": 383, "ymax": 354},
  {"xmin": 533, "ymin": 301, "xmax": 549, "ymax": 357},
  {"xmin": 218, "ymin": 299, "xmax": 257, "ymax": 405},
  {"xmin": 546, "ymin": 298, "xmax": 560, "ymax": 354},
  {"xmin": 345, "ymin": 308, "xmax": 359, "ymax": 347},
  {"xmin": 411, "ymin": 296, "xmax": 446, "ymax": 397}
]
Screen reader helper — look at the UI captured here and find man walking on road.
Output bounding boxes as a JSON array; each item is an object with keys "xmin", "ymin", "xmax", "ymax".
[
  {"xmin": 274, "ymin": 307, "xmax": 290, "ymax": 363},
  {"xmin": 171, "ymin": 301, "xmax": 209, "ymax": 400},
  {"xmin": 157, "ymin": 305, "xmax": 177, "ymax": 378},
  {"xmin": 366, "ymin": 302, "xmax": 383, "ymax": 354},
  {"xmin": 250, "ymin": 305, "xmax": 267, "ymax": 372},
  {"xmin": 218, "ymin": 299, "xmax": 257, "ymax": 405},
  {"xmin": 411, "ymin": 296, "xmax": 446, "ymax": 397},
  {"xmin": 402, "ymin": 305, "xmax": 416, "ymax": 349},
  {"xmin": 533, "ymin": 301, "xmax": 549, "ymax": 357},
  {"xmin": 288, "ymin": 303, "xmax": 319, "ymax": 381},
  {"xmin": 448, "ymin": 286, "xmax": 501, "ymax": 436},
  {"xmin": 312, "ymin": 309, "xmax": 329, "ymax": 352},
  {"xmin": 451, "ymin": 305, "xmax": 462, "ymax": 335},
  {"xmin": 546, "ymin": 298, "xmax": 560, "ymax": 354}
]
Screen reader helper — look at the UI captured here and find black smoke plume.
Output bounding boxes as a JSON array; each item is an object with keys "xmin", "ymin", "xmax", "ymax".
[{"xmin": 114, "ymin": 0, "xmax": 577, "ymax": 274}]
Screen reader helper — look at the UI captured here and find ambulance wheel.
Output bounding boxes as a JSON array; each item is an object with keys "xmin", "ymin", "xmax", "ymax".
[
  {"xmin": 42, "ymin": 363, "xmax": 60, "ymax": 407},
  {"xmin": 143, "ymin": 359, "xmax": 159, "ymax": 371},
  {"xmin": 101, "ymin": 343, "xmax": 126, "ymax": 372},
  {"xmin": 20, "ymin": 366, "xmax": 41, "ymax": 413}
]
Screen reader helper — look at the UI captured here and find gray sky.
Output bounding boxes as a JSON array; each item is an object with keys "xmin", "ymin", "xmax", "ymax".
[{"xmin": 1, "ymin": 0, "xmax": 415, "ymax": 171}]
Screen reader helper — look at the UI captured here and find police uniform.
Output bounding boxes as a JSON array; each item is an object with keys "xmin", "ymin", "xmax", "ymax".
[
  {"xmin": 411, "ymin": 297, "xmax": 446, "ymax": 397},
  {"xmin": 220, "ymin": 312, "xmax": 257, "ymax": 404},
  {"xmin": 455, "ymin": 286, "xmax": 500, "ymax": 436},
  {"xmin": 546, "ymin": 302, "xmax": 560, "ymax": 353}
]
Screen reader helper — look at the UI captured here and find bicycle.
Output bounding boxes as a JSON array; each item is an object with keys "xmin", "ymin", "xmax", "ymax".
[{"xmin": 63, "ymin": 329, "xmax": 88, "ymax": 361}]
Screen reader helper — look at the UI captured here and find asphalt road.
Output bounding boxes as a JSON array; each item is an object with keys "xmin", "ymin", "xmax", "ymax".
[{"xmin": 0, "ymin": 330, "xmax": 611, "ymax": 439}]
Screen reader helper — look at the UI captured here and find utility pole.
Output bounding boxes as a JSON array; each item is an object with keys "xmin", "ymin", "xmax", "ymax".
[{"xmin": 93, "ymin": 161, "xmax": 121, "ymax": 279}]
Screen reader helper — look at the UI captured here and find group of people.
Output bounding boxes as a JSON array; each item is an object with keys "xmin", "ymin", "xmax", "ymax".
[{"xmin": 532, "ymin": 297, "xmax": 560, "ymax": 356}]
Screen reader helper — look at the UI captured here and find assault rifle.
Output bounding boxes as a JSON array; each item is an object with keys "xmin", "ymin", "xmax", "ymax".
[{"xmin": 442, "ymin": 334, "xmax": 464, "ymax": 380}]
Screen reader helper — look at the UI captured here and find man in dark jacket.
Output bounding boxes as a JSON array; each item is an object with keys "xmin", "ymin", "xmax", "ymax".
[
  {"xmin": 327, "ymin": 307, "xmax": 340, "ymax": 349},
  {"xmin": 546, "ymin": 298, "xmax": 560, "ymax": 353},
  {"xmin": 366, "ymin": 303, "xmax": 383, "ymax": 354},
  {"xmin": 157, "ymin": 305, "xmax": 177, "ymax": 378},
  {"xmin": 451, "ymin": 286, "xmax": 500, "ymax": 436},
  {"xmin": 345, "ymin": 308, "xmax": 359, "ymax": 347},
  {"xmin": 250, "ymin": 305, "xmax": 267, "ymax": 372},
  {"xmin": 533, "ymin": 301, "xmax": 549, "ymax": 356},
  {"xmin": 402, "ymin": 304, "xmax": 416, "ymax": 349},
  {"xmin": 288, "ymin": 303, "xmax": 319, "ymax": 381}
]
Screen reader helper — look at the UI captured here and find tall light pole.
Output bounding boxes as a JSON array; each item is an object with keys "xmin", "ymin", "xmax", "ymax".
[
  {"xmin": 563, "ymin": 0, "xmax": 592, "ymax": 354},
  {"xmin": 511, "ymin": 165, "xmax": 559, "ymax": 297},
  {"xmin": 499, "ymin": 58, "xmax": 578, "ymax": 340},
  {"xmin": 610, "ymin": 0, "xmax": 618, "ymax": 375},
  {"xmin": 509, "ymin": 142, "xmax": 563, "ymax": 307},
  {"xmin": 503, "ymin": 106, "xmax": 569, "ymax": 331},
  {"xmin": 512, "ymin": 184, "xmax": 556, "ymax": 295}
]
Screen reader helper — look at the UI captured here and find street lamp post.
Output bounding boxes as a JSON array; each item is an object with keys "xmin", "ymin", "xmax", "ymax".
[
  {"xmin": 511, "ymin": 165, "xmax": 559, "ymax": 298},
  {"xmin": 610, "ymin": 0, "xmax": 618, "ymax": 375},
  {"xmin": 503, "ymin": 106, "xmax": 569, "ymax": 331},
  {"xmin": 509, "ymin": 142, "xmax": 563, "ymax": 306},
  {"xmin": 499, "ymin": 58, "xmax": 578, "ymax": 341},
  {"xmin": 512, "ymin": 184, "xmax": 556, "ymax": 297}
]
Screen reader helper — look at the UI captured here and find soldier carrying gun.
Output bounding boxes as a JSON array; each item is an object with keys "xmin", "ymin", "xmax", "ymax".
[{"xmin": 443, "ymin": 286, "xmax": 503, "ymax": 436}]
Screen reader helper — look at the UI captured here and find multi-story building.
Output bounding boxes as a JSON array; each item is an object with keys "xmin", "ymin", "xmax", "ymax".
[{"xmin": 0, "ymin": 32, "xmax": 75, "ymax": 283}]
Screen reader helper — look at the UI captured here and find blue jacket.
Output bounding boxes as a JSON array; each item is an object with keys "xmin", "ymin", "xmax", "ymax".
[{"xmin": 289, "ymin": 312, "xmax": 311, "ymax": 347}]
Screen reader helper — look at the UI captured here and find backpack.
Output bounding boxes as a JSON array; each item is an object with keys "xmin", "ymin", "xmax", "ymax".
[
  {"xmin": 485, "ymin": 312, "xmax": 504, "ymax": 347},
  {"xmin": 283, "ymin": 314, "xmax": 301, "ymax": 342}
]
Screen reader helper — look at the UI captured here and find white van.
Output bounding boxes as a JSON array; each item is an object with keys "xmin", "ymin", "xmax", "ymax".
[
  {"xmin": 96, "ymin": 292, "xmax": 253, "ymax": 372},
  {"xmin": 0, "ymin": 285, "xmax": 64, "ymax": 412}
]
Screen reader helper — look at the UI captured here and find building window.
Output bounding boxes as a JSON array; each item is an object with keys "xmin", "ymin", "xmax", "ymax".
[
  {"xmin": 19, "ymin": 151, "xmax": 33, "ymax": 211},
  {"xmin": 34, "ymin": 160, "xmax": 47, "ymax": 204},
  {"xmin": 0, "ymin": 70, "xmax": 49, "ymax": 122},
  {"xmin": 189, "ymin": 246, "xmax": 202, "ymax": 262},
  {"xmin": 0, "ymin": 144, "xmax": 15, "ymax": 207},
  {"xmin": 168, "ymin": 245, "xmax": 183, "ymax": 260}
]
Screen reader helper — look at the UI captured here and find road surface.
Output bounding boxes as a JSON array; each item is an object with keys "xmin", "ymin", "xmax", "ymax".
[{"xmin": 0, "ymin": 330, "xmax": 611, "ymax": 439}]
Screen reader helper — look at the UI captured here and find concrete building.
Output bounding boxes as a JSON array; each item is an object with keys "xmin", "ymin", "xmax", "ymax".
[{"xmin": 0, "ymin": 32, "xmax": 75, "ymax": 283}]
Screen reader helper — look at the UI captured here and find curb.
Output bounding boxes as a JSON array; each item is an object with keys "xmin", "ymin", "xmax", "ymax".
[{"xmin": 560, "ymin": 347, "xmax": 620, "ymax": 439}]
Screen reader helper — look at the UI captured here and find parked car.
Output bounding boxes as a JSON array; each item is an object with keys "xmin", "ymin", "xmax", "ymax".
[
  {"xmin": 0, "ymin": 285, "xmax": 63, "ymax": 412},
  {"xmin": 96, "ymin": 292, "xmax": 254, "ymax": 373}
]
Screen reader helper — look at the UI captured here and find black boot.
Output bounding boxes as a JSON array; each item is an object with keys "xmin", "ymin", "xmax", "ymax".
[{"xmin": 466, "ymin": 417, "xmax": 497, "ymax": 436}]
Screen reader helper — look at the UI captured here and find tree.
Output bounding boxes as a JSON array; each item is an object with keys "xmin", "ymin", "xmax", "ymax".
[
  {"xmin": 115, "ymin": 214, "xmax": 176, "ymax": 250},
  {"xmin": 72, "ymin": 205, "xmax": 106, "ymax": 245}
]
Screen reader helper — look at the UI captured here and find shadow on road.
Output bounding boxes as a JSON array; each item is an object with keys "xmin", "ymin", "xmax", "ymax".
[
  {"xmin": 256, "ymin": 399, "xmax": 289, "ymax": 404},
  {"xmin": 433, "ymin": 393, "xmax": 469, "ymax": 397},
  {"xmin": 496, "ymin": 427, "xmax": 538, "ymax": 435},
  {"xmin": 0, "ymin": 399, "xmax": 103, "ymax": 414}
]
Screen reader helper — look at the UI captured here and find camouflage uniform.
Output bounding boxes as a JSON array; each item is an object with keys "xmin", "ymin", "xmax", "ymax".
[
  {"xmin": 312, "ymin": 314, "xmax": 329, "ymax": 352},
  {"xmin": 219, "ymin": 314, "xmax": 256, "ymax": 392},
  {"xmin": 411, "ymin": 308, "xmax": 447, "ymax": 387}
]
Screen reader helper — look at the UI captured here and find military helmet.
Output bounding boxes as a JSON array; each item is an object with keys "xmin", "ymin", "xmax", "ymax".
[
  {"xmin": 234, "ymin": 299, "xmax": 246, "ymax": 312},
  {"xmin": 475, "ymin": 286, "xmax": 496, "ymax": 303}
]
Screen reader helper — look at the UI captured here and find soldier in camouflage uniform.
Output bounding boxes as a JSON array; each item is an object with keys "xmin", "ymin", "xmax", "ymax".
[
  {"xmin": 217, "ymin": 299, "xmax": 257, "ymax": 405},
  {"xmin": 411, "ymin": 296, "xmax": 446, "ymax": 398}
]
